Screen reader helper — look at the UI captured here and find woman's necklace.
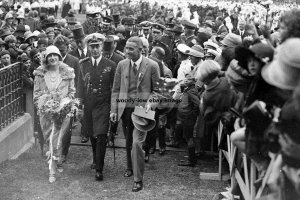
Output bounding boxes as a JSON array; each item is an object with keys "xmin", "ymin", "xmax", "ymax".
[{"xmin": 47, "ymin": 70, "xmax": 59, "ymax": 82}]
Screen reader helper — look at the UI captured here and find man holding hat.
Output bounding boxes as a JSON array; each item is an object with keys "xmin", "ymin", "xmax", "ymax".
[
  {"xmin": 110, "ymin": 36, "xmax": 160, "ymax": 192},
  {"xmin": 77, "ymin": 33, "xmax": 116, "ymax": 181}
]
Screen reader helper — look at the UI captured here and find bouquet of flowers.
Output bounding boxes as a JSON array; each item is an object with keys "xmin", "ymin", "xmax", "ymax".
[{"xmin": 37, "ymin": 91, "xmax": 80, "ymax": 127}]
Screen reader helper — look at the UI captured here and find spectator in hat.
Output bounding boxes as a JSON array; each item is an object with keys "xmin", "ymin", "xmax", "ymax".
[
  {"xmin": 70, "ymin": 24, "xmax": 89, "ymax": 60},
  {"xmin": 102, "ymin": 16, "xmax": 114, "ymax": 35},
  {"xmin": 0, "ymin": 50, "xmax": 10, "ymax": 68},
  {"xmin": 176, "ymin": 43, "xmax": 193, "ymax": 81},
  {"xmin": 24, "ymin": 31, "xmax": 37, "ymax": 47},
  {"xmin": 82, "ymin": 10, "xmax": 101, "ymax": 35},
  {"xmin": 61, "ymin": 28, "xmax": 74, "ymax": 43},
  {"xmin": 199, "ymin": 60, "xmax": 237, "ymax": 155},
  {"xmin": 115, "ymin": 25, "xmax": 127, "ymax": 52},
  {"xmin": 175, "ymin": 68, "xmax": 200, "ymax": 167},
  {"xmin": 20, "ymin": 43, "xmax": 32, "ymax": 57},
  {"xmin": 150, "ymin": 23, "xmax": 171, "ymax": 67},
  {"xmin": 69, "ymin": 24, "xmax": 90, "ymax": 144},
  {"xmin": 103, "ymin": 35, "xmax": 124, "ymax": 65},
  {"xmin": 16, "ymin": 14, "xmax": 25, "ymax": 25},
  {"xmin": 5, "ymin": 34, "xmax": 20, "ymax": 63},
  {"xmin": 66, "ymin": 16, "xmax": 77, "ymax": 30},
  {"xmin": 1, "ymin": 12, "xmax": 15, "ymax": 32},
  {"xmin": 149, "ymin": 46, "xmax": 173, "ymax": 156},
  {"xmin": 187, "ymin": 45, "xmax": 205, "ymax": 78},
  {"xmin": 139, "ymin": 21, "xmax": 153, "ymax": 42},
  {"xmin": 181, "ymin": 19, "xmax": 197, "ymax": 47},
  {"xmin": 46, "ymin": 27, "xmax": 55, "ymax": 44},
  {"xmin": 123, "ymin": 17, "xmax": 136, "ymax": 38}
]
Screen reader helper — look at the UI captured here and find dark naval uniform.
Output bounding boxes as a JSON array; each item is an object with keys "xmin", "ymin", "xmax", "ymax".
[{"xmin": 77, "ymin": 33, "xmax": 116, "ymax": 179}]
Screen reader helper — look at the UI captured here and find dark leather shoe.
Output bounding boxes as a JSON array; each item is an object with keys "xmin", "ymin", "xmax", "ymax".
[
  {"xmin": 178, "ymin": 161, "xmax": 196, "ymax": 167},
  {"xmin": 95, "ymin": 171, "xmax": 103, "ymax": 181},
  {"xmin": 132, "ymin": 181, "xmax": 143, "ymax": 192},
  {"xmin": 149, "ymin": 147, "xmax": 155, "ymax": 154},
  {"xmin": 159, "ymin": 148, "xmax": 166, "ymax": 155},
  {"xmin": 124, "ymin": 169, "xmax": 133, "ymax": 177},
  {"xmin": 144, "ymin": 154, "xmax": 149, "ymax": 163},
  {"xmin": 90, "ymin": 163, "xmax": 96, "ymax": 169},
  {"xmin": 81, "ymin": 136, "xmax": 89, "ymax": 143}
]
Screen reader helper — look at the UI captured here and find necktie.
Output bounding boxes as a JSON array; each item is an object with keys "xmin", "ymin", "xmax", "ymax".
[
  {"xmin": 133, "ymin": 63, "xmax": 137, "ymax": 75},
  {"xmin": 93, "ymin": 60, "xmax": 97, "ymax": 68}
]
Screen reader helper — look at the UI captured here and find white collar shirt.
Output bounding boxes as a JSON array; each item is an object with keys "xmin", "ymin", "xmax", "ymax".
[
  {"xmin": 130, "ymin": 55, "xmax": 142, "ymax": 71},
  {"xmin": 91, "ymin": 56, "xmax": 102, "ymax": 66}
]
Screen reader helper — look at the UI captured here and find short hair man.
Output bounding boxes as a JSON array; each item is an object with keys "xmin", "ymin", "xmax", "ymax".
[
  {"xmin": 110, "ymin": 36, "xmax": 160, "ymax": 192},
  {"xmin": 77, "ymin": 33, "xmax": 117, "ymax": 181}
]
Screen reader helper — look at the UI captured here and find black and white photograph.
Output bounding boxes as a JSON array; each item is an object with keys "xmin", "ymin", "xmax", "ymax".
[{"xmin": 0, "ymin": 0, "xmax": 300, "ymax": 199}]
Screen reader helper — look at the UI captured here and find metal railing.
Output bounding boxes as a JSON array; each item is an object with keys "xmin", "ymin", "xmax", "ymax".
[{"xmin": 0, "ymin": 63, "xmax": 24, "ymax": 131}]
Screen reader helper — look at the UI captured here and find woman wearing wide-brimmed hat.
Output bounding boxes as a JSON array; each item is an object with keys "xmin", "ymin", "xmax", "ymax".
[
  {"xmin": 228, "ymin": 42, "xmax": 290, "ymax": 177},
  {"xmin": 33, "ymin": 45, "xmax": 76, "ymax": 183},
  {"xmin": 1, "ymin": 12, "xmax": 15, "ymax": 32}
]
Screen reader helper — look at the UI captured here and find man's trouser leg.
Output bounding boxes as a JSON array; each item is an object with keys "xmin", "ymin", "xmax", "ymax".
[{"xmin": 132, "ymin": 128, "xmax": 147, "ymax": 182}]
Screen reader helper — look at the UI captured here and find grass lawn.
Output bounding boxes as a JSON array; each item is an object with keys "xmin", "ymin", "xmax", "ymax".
[{"xmin": 0, "ymin": 144, "xmax": 227, "ymax": 200}]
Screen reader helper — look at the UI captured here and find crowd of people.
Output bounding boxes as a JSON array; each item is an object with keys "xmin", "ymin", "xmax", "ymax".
[{"xmin": 1, "ymin": 0, "xmax": 300, "ymax": 198}]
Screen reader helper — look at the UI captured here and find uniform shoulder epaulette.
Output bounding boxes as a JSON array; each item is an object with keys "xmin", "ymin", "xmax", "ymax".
[{"xmin": 79, "ymin": 57, "xmax": 89, "ymax": 64}]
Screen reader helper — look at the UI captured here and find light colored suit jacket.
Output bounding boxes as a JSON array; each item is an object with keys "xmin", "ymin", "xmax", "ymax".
[{"xmin": 111, "ymin": 56, "xmax": 160, "ymax": 121}]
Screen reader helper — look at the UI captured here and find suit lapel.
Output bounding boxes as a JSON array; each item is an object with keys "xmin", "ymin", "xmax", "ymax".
[{"xmin": 137, "ymin": 56, "xmax": 147, "ymax": 88}]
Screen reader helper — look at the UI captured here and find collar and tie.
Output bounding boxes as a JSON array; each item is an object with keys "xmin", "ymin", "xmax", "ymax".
[
  {"xmin": 93, "ymin": 60, "xmax": 97, "ymax": 68},
  {"xmin": 132, "ymin": 62, "xmax": 138, "ymax": 75}
]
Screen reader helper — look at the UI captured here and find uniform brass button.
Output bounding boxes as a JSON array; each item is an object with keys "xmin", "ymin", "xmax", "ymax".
[{"xmin": 93, "ymin": 89, "xmax": 97, "ymax": 93}]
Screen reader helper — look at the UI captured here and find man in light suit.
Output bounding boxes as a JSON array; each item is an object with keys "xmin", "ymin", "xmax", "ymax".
[{"xmin": 110, "ymin": 36, "xmax": 160, "ymax": 192}]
